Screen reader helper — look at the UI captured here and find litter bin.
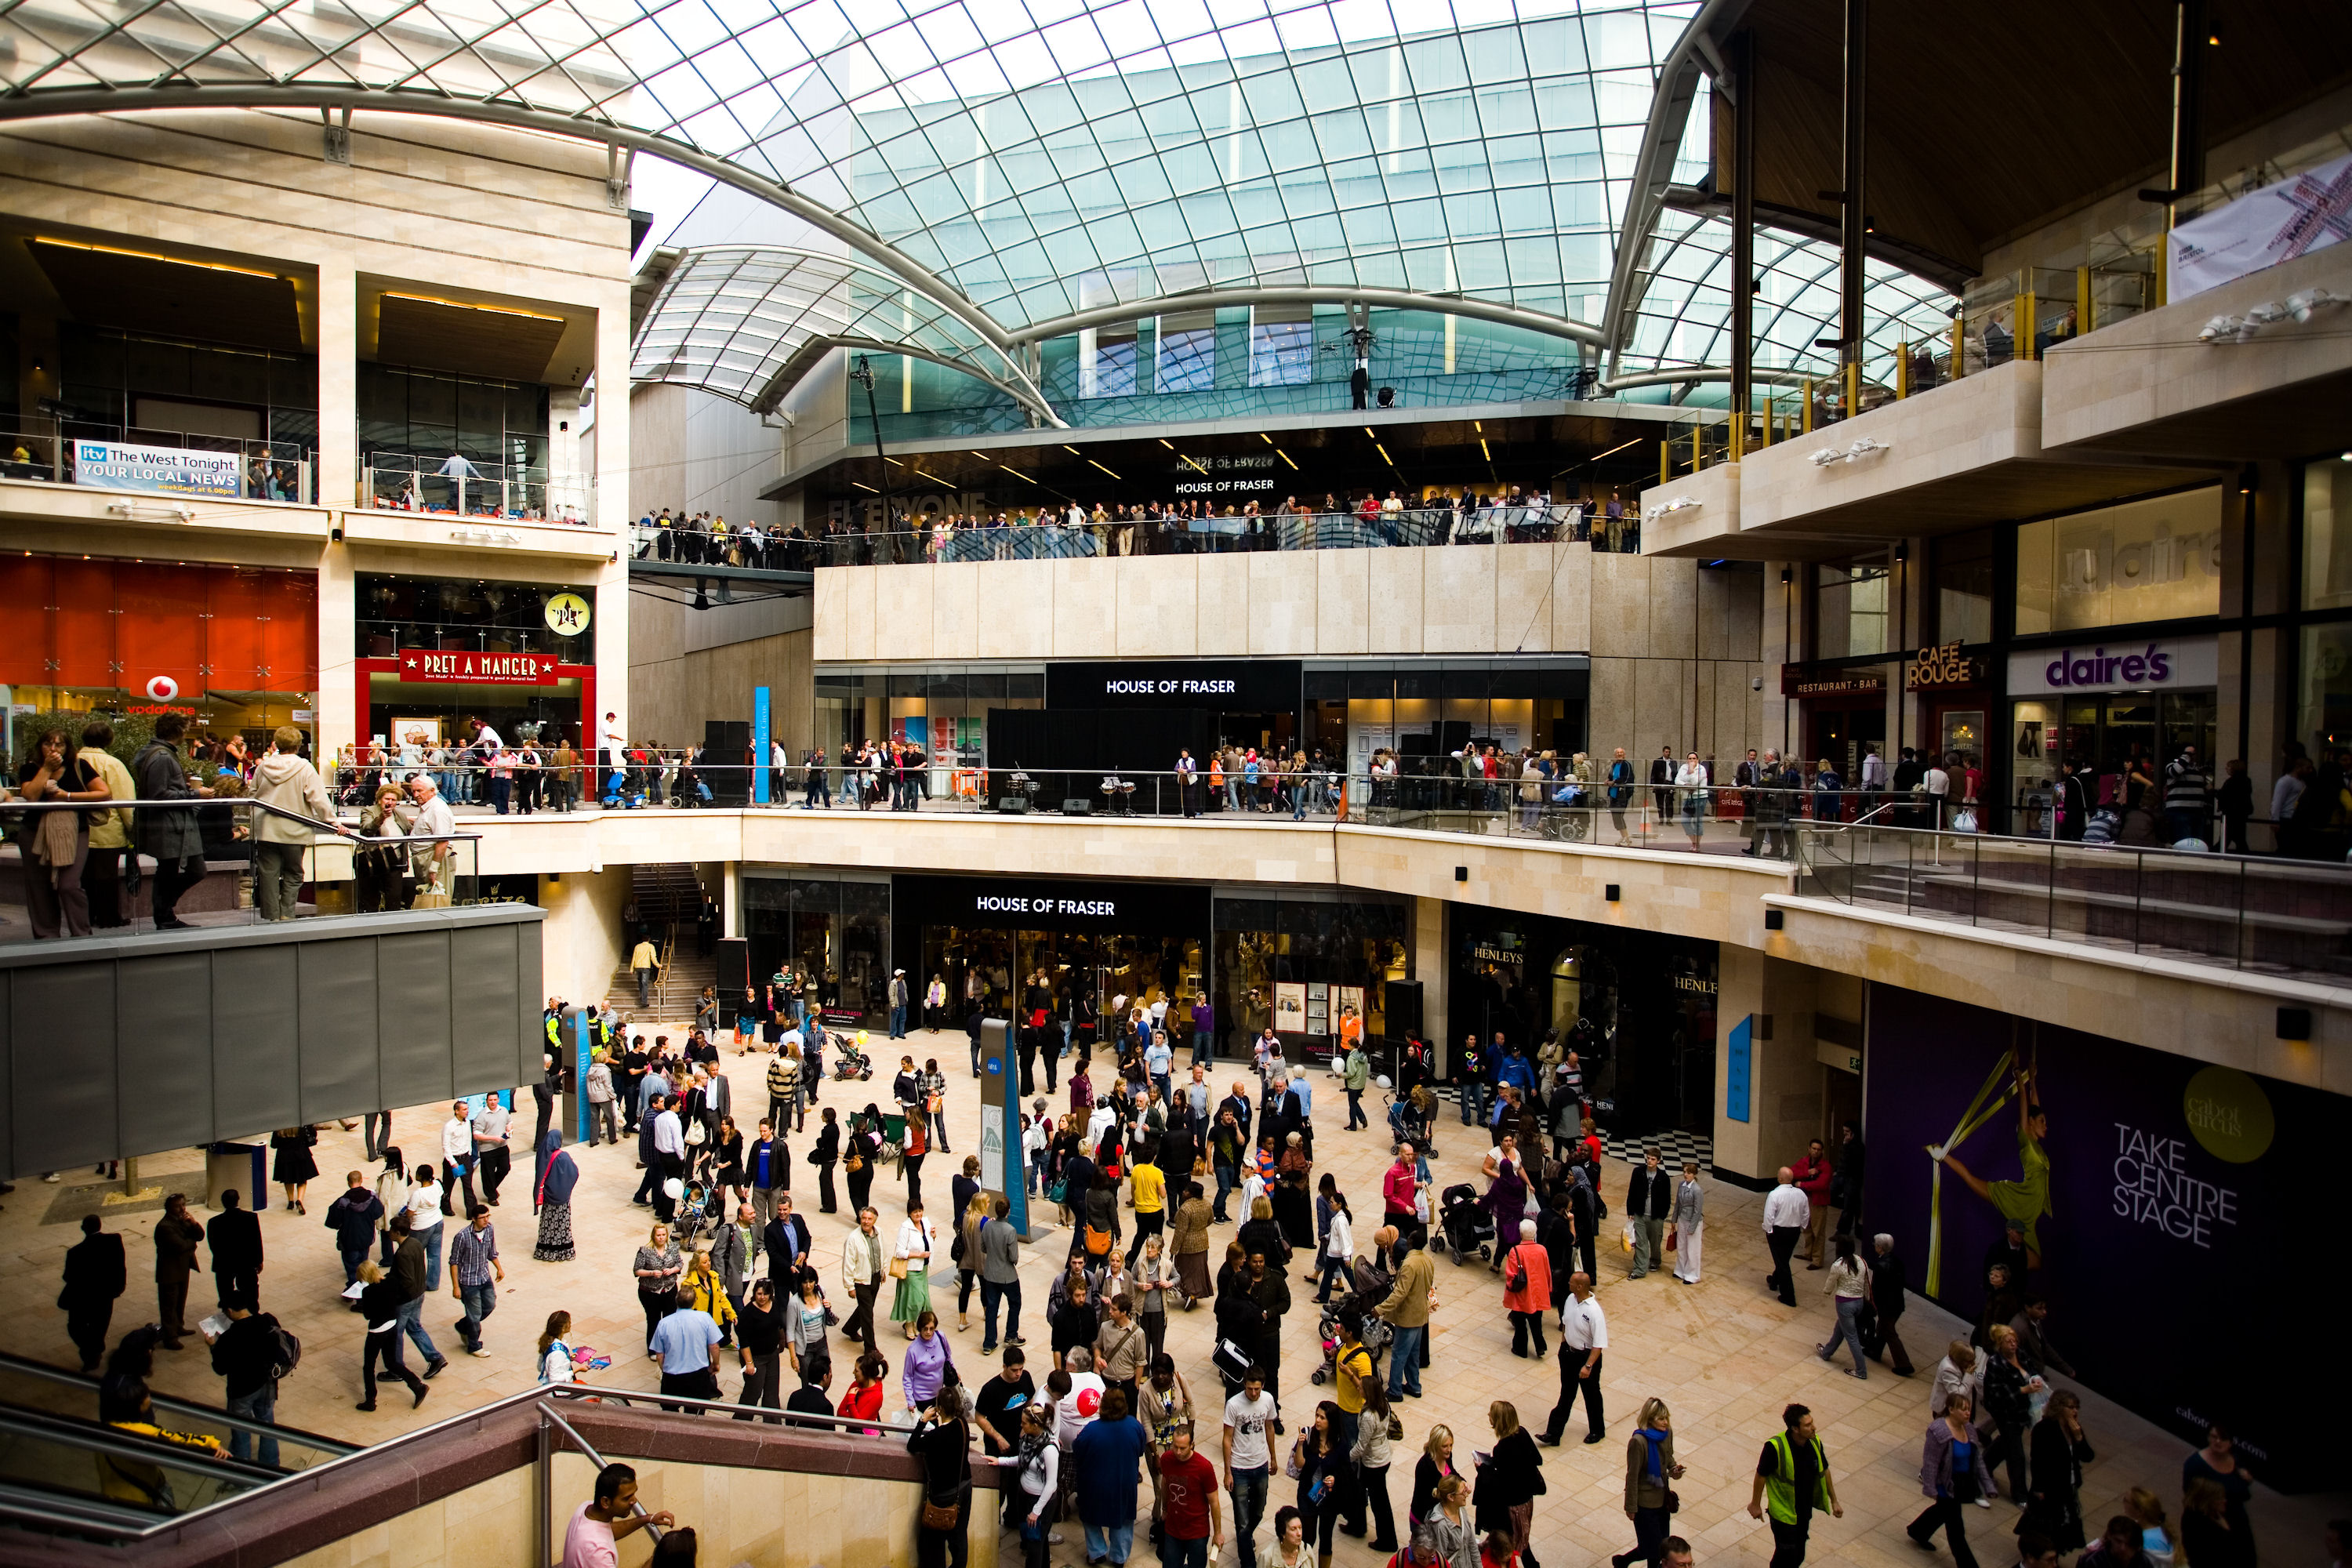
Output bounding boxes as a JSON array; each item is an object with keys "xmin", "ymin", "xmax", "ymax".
[{"xmin": 205, "ymin": 1142, "xmax": 267, "ymax": 1211}]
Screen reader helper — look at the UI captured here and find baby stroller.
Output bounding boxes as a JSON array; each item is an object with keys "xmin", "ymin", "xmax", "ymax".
[
  {"xmin": 1309, "ymin": 1257, "xmax": 1396, "ymax": 1385},
  {"xmin": 1438, "ymin": 1181, "xmax": 1495, "ymax": 1266},
  {"xmin": 830, "ymin": 1028, "xmax": 876, "ymax": 1081},
  {"xmin": 1385, "ymin": 1084, "xmax": 1439, "ymax": 1156}
]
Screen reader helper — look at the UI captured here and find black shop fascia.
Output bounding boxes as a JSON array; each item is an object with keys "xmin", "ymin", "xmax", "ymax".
[
  {"xmin": 984, "ymin": 660, "xmax": 1301, "ymax": 804},
  {"xmin": 893, "ymin": 873, "xmax": 1214, "ymax": 1049}
]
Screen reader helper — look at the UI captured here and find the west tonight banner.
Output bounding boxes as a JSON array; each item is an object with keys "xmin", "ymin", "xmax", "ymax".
[
  {"xmin": 1863, "ymin": 985, "xmax": 2328, "ymax": 1491},
  {"xmin": 73, "ymin": 438, "xmax": 245, "ymax": 499}
]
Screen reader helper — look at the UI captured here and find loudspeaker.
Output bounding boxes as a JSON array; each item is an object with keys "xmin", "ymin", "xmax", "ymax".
[
  {"xmin": 713, "ymin": 936, "xmax": 750, "ymax": 1028},
  {"xmin": 704, "ymin": 720, "xmax": 751, "ymax": 806},
  {"xmin": 1062, "ymin": 799, "xmax": 1091, "ymax": 816},
  {"xmin": 1385, "ymin": 979, "xmax": 1423, "ymax": 1040},
  {"xmin": 999, "ymin": 797, "xmax": 1029, "ymax": 814}
]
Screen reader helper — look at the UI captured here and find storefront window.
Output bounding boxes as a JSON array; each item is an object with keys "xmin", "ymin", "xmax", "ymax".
[
  {"xmin": 2298, "ymin": 622, "xmax": 2352, "ymax": 750},
  {"xmin": 2014, "ymin": 487, "xmax": 2223, "ymax": 634},
  {"xmin": 742, "ymin": 875, "xmax": 892, "ymax": 1024},
  {"xmin": 2008, "ymin": 691, "xmax": 2216, "ymax": 833},
  {"xmin": 357, "ymin": 573, "xmax": 596, "ymax": 750},
  {"xmin": 2303, "ymin": 461, "xmax": 2352, "ymax": 611},
  {"xmin": 0, "ymin": 551, "xmax": 318, "ymax": 743},
  {"xmin": 1933, "ymin": 528, "xmax": 1996, "ymax": 644},
  {"xmin": 1813, "ymin": 558, "xmax": 1892, "ymax": 659},
  {"xmin": 1212, "ymin": 890, "xmax": 1409, "ymax": 1063}
]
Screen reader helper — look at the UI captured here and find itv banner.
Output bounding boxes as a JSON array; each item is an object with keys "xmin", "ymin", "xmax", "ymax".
[
  {"xmin": 1864, "ymin": 985, "xmax": 2328, "ymax": 1490},
  {"xmin": 74, "ymin": 439, "xmax": 244, "ymax": 499}
]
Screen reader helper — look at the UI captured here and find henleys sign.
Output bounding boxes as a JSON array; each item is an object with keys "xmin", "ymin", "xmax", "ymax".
[
  {"xmin": 2006, "ymin": 635, "xmax": 2217, "ymax": 695},
  {"xmin": 398, "ymin": 650, "xmax": 560, "ymax": 684}
]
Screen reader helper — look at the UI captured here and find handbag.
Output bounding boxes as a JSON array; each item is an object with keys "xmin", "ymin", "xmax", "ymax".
[
  {"xmin": 1664, "ymin": 1227, "xmax": 1677, "ymax": 1253},
  {"xmin": 1084, "ymin": 1225, "xmax": 1113, "ymax": 1257},
  {"xmin": 1505, "ymin": 1250, "xmax": 1528, "ymax": 1295},
  {"xmin": 920, "ymin": 1481, "xmax": 969, "ymax": 1531},
  {"xmin": 1952, "ymin": 808, "xmax": 1979, "ymax": 833},
  {"xmin": 684, "ymin": 1120, "xmax": 707, "ymax": 1148},
  {"xmin": 889, "ymin": 1255, "xmax": 909, "ymax": 1280}
]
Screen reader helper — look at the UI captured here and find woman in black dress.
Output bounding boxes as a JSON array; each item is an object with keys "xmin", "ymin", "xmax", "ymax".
[
  {"xmin": 271, "ymin": 1125, "xmax": 319, "ymax": 1213},
  {"xmin": 811, "ymin": 1106, "xmax": 842, "ymax": 1213},
  {"xmin": 844, "ymin": 1105, "xmax": 883, "ymax": 1215},
  {"xmin": 713, "ymin": 1114, "xmax": 746, "ymax": 1208}
]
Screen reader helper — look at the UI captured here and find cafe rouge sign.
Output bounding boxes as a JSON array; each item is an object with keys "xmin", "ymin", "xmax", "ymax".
[
  {"xmin": 1905, "ymin": 641, "xmax": 1988, "ymax": 692},
  {"xmin": 397, "ymin": 650, "xmax": 560, "ymax": 685}
]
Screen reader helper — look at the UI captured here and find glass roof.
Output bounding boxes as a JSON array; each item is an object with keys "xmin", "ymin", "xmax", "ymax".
[
  {"xmin": 2, "ymin": 0, "xmax": 1961, "ymax": 410},
  {"xmin": 1620, "ymin": 209, "xmax": 1962, "ymax": 393},
  {"xmin": 629, "ymin": 246, "xmax": 1053, "ymax": 416}
]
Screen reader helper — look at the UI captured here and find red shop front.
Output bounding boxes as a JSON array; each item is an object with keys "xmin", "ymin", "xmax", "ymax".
[{"xmin": 359, "ymin": 648, "xmax": 595, "ymax": 753}]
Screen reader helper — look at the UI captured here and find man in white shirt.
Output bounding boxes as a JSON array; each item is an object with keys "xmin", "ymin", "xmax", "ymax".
[
  {"xmin": 1922, "ymin": 757, "xmax": 1951, "ymax": 829},
  {"xmin": 441, "ymin": 1102, "xmax": 477, "ymax": 1216},
  {"xmin": 1761, "ymin": 1167, "xmax": 1810, "ymax": 1306},
  {"xmin": 649, "ymin": 1094, "xmax": 685, "ymax": 1221},
  {"xmin": 770, "ymin": 739, "xmax": 789, "ymax": 805},
  {"xmin": 470, "ymin": 1095, "xmax": 512, "ymax": 1207},
  {"xmin": 405, "ymin": 775, "xmax": 458, "ymax": 897},
  {"xmin": 1538, "ymin": 1272, "xmax": 1608, "ymax": 1446},
  {"xmin": 1221, "ymin": 1367, "xmax": 1279, "ymax": 1568}
]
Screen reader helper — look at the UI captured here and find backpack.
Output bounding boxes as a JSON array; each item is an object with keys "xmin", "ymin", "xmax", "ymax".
[{"xmin": 270, "ymin": 1323, "xmax": 303, "ymax": 1381}]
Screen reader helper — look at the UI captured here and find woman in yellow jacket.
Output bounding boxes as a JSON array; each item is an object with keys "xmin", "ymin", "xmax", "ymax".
[{"xmin": 682, "ymin": 1245, "xmax": 738, "ymax": 1341}]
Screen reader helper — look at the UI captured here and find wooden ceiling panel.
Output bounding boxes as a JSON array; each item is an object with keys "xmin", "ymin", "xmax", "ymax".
[
  {"xmin": 375, "ymin": 292, "xmax": 568, "ymax": 382},
  {"xmin": 27, "ymin": 239, "xmax": 303, "ymax": 352}
]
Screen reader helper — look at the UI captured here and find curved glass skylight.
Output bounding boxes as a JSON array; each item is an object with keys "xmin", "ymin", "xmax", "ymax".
[{"xmin": 630, "ymin": 246, "xmax": 1054, "ymax": 416}]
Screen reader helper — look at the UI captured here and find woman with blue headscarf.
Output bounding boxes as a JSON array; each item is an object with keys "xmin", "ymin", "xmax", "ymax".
[{"xmin": 534, "ymin": 1129, "xmax": 578, "ymax": 1262}]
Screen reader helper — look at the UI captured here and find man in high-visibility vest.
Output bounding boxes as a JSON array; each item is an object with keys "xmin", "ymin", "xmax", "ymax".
[{"xmin": 1747, "ymin": 1403, "xmax": 1841, "ymax": 1568}]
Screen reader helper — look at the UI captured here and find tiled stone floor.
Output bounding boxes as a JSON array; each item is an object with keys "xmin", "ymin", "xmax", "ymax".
[{"xmin": 4, "ymin": 1027, "xmax": 2335, "ymax": 1566}]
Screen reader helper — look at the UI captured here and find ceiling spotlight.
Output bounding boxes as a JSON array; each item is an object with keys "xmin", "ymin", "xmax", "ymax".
[
  {"xmin": 2198, "ymin": 314, "xmax": 2252, "ymax": 343},
  {"xmin": 1809, "ymin": 437, "xmax": 1894, "ymax": 466},
  {"xmin": 2287, "ymin": 288, "xmax": 2346, "ymax": 323}
]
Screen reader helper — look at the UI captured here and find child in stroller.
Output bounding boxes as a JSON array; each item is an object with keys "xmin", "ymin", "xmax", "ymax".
[
  {"xmin": 1385, "ymin": 1085, "xmax": 1439, "ymax": 1156},
  {"xmin": 1309, "ymin": 1259, "xmax": 1396, "ymax": 1385},
  {"xmin": 830, "ymin": 1028, "xmax": 876, "ymax": 1081},
  {"xmin": 1438, "ymin": 1182, "xmax": 1495, "ymax": 1265}
]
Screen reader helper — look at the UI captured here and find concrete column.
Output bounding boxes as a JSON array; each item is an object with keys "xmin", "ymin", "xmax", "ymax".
[
  {"xmin": 314, "ymin": 259, "xmax": 358, "ymax": 509},
  {"xmin": 317, "ymin": 543, "xmax": 358, "ymax": 760},
  {"xmin": 1414, "ymin": 895, "xmax": 1448, "ymax": 1075},
  {"xmin": 1762, "ymin": 563, "xmax": 1798, "ymax": 760},
  {"xmin": 2217, "ymin": 459, "xmax": 2296, "ymax": 822},
  {"xmin": 1713, "ymin": 946, "xmax": 1822, "ymax": 1186},
  {"xmin": 723, "ymin": 860, "xmax": 742, "ymax": 938}
]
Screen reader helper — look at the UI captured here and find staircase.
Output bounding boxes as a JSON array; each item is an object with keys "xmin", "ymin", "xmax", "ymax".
[{"xmin": 603, "ymin": 866, "xmax": 723, "ymax": 1023}]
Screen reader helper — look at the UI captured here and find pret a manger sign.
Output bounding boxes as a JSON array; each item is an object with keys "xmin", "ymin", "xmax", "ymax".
[{"xmin": 399, "ymin": 650, "xmax": 559, "ymax": 684}]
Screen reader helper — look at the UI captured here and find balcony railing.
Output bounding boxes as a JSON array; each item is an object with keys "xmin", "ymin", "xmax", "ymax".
[
  {"xmin": 1794, "ymin": 818, "xmax": 2352, "ymax": 983},
  {"xmin": 1, "ymin": 793, "xmax": 482, "ymax": 942},
  {"xmin": 2, "ymin": 418, "xmax": 315, "ymax": 504},
  {"xmin": 361, "ymin": 454, "xmax": 593, "ymax": 527},
  {"xmin": 641, "ymin": 504, "xmax": 1639, "ymax": 570}
]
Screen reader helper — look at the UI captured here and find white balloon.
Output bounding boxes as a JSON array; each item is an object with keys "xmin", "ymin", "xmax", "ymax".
[
  {"xmin": 664, "ymin": 1178, "xmax": 684, "ymax": 1200},
  {"xmin": 1375, "ymin": 1075, "xmax": 1393, "ymax": 1090}
]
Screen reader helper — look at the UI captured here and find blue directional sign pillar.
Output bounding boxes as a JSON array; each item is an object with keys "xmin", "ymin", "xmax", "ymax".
[
  {"xmin": 753, "ymin": 685, "xmax": 771, "ymax": 804},
  {"xmin": 979, "ymin": 1018, "xmax": 1034, "ymax": 1239},
  {"xmin": 573, "ymin": 1007, "xmax": 593, "ymax": 1144}
]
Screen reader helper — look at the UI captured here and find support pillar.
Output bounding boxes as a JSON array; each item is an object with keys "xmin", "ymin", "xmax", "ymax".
[
  {"xmin": 1714, "ymin": 948, "xmax": 1822, "ymax": 1187},
  {"xmin": 315, "ymin": 258, "xmax": 358, "ymax": 508},
  {"xmin": 1730, "ymin": 30, "xmax": 1756, "ymax": 458},
  {"xmin": 1414, "ymin": 895, "xmax": 1449, "ymax": 1076},
  {"xmin": 1838, "ymin": 0, "xmax": 1867, "ymax": 384}
]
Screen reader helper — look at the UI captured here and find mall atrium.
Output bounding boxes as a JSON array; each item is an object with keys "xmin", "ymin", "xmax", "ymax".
[{"xmin": 0, "ymin": 0, "xmax": 2344, "ymax": 1564}]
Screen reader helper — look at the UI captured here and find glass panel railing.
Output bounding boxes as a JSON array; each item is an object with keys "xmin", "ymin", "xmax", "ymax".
[
  {"xmin": 0, "ymin": 1407, "xmax": 283, "ymax": 1523},
  {"xmin": 1, "ymin": 419, "xmax": 314, "ymax": 503},
  {"xmin": 0, "ymin": 1356, "xmax": 354, "ymax": 1477},
  {"xmin": 0, "ymin": 789, "xmax": 482, "ymax": 943},
  {"xmin": 1791, "ymin": 820, "xmax": 2352, "ymax": 982},
  {"xmin": 627, "ymin": 503, "xmax": 1624, "ymax": 572},
  {"xmin": 361, "ymin": 456, "xmax": 593, "ymax": 528}
]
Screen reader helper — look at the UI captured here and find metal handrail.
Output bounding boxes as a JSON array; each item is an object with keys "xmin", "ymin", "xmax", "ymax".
[
  {"xmin": 0, "ymin": 1377, "xmax": 994, "ymax": 1546},
  {"xmin": 0, "ymin": 793, "xmax": 484, "ymax": 848},
  {"xmin": 0, "ymin": 1352, "xmax": 357, "ymax": 1457}
]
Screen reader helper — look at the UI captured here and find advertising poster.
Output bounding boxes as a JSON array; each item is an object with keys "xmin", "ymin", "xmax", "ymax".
[
  {"xmin": 1864, "ymin": 985, "xmax": 2328, "ymax": 1489},
  {"xmin": 74, "ymin": 438, "xmax": 244, "ymax": 498},
  {"xmin": 1273, "ymin": 982, "xmax": 1305, "ymax": 1029}
]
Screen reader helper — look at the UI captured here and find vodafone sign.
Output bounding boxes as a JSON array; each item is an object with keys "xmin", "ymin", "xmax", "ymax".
[{"xmin": 397, "ymin": 650, "xmax": 560, "ymax": 685}]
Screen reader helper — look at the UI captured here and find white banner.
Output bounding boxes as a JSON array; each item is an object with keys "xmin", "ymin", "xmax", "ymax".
[
  {"xmin": 2168, "ymin": 151, "xmax": 2352, "ymax": 299},
  {"xmin": 73, "ymin": 438, "xmax": 243, "ymax": 499}
]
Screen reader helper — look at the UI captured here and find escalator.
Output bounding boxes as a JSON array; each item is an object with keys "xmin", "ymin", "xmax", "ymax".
[{"xmin": 0, "ymin": 1352, "xmax": 354, "ymax": 1541}]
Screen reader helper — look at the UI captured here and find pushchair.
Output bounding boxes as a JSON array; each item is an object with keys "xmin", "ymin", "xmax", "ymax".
[
  {"xmin": 1309, "ymin": 1256, "xmax": 1396, "ymax": 1385},
  {"xmin": 830, "ymin": 1028, "xmax": 876, "ymax": 1081},
  {"xmin": 1385, "ymin": 1084, "xmax": 1439, "ymax": 1156},
  {"xmin": 1438, "ymin": 1181, "xmax": 1494, "ymax": 1265}
]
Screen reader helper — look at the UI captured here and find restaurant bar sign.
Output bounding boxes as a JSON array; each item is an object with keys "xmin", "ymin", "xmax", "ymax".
[
  {"xmin": 397, "ymin": 650, "xmax": 560, "ymax": 684},
  {"xmin": 1780, "ymin": 665, "xmax": 1888, "ymax": 699},
  {"xmin": 74, "ymin": 439, "xmax": 243, "ymax": 499},
  {"xmin": 1905, "ymin": 641, "xmax": 1988, "ymax": 691}
]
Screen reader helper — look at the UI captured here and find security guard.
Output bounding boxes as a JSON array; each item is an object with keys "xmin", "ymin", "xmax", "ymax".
[{"xmin": 1747, "ymin": 1403, "xmax": 1841, "ymax": 1568}]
